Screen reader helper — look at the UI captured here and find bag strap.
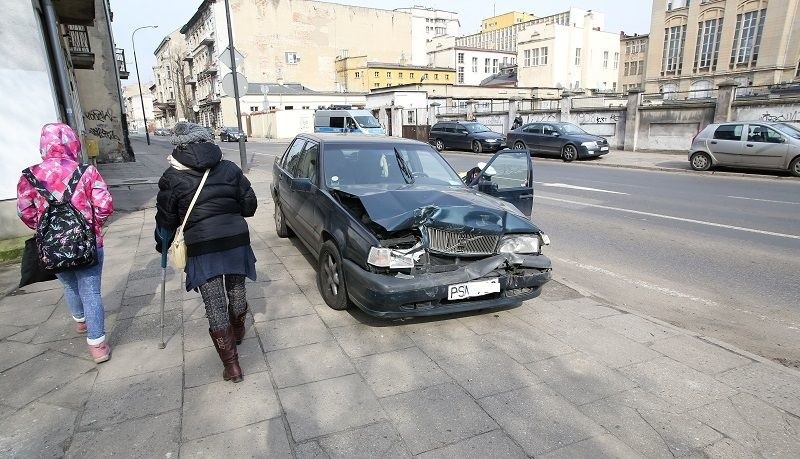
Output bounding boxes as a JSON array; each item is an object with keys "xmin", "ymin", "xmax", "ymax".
[
  {"xmin": 22, "ymin": 168, "xmax": 56, "ymax": 202},
  {"xmin": 22, "ymin": 165, "xmax": 88, "ymax": 203},
  {"xmin": 178, "ymin": 169, "xmax": 210, "ymax": 229},
  {"xmin": 62, "ymin": 164, "xmax": 89, "ymax": 202}
]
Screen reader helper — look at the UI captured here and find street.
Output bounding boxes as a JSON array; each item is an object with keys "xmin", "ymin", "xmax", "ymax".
[{"xmin": 178, "ymin": 137, "xmax": 800, "ymax": 367}]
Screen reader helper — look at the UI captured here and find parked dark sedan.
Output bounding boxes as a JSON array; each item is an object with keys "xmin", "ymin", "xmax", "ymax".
[
  {"xmin": 428, "ymin": 121, "xmax": 506, "ymax": 153},
  {"xmin": 507, "ymin": 121, "xmax": 609, "ymax": 161},
  {"xmin": 272, "ymin": 133, "xmax": 551, "ymax": 318},
  {"xmin": 219, "ymin": 126, "xmax": 247, "ymax": 142}
]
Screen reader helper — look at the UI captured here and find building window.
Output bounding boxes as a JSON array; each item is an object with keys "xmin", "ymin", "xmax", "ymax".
[
  {"xmin": 354, "ymin": 71, "xmax": 361, "ymax": 78},
  {"xmin": 626, "ymin": 42, "xmax": 631, "ymax": 55},
  {"xmin": 374, "ymin": 83, "xmax": 380, "ymax": 88},
  {"xmin": 472, "ymin": 57, "xmax": 478, "ymax": 72},
  {"xmin": 285, "ymin": 52, "xmax": 300, "ymax": 64},
  {"xmin": 624, "ymin": 62, "xmax": 630, "ymax": 76},
  {"xmin": 457, "ymin": 66, "xmax": 464, "ymax": 83},
  {"xmin": 445, "ymin": 74, "xmax": 449, "ymax": 80},
  {"xmin": 662, "ymin": 24, "xmax": 687, "ymax": 75},
  {"xmin": 485, "ymin": 58, "xmax": 490, "ymax": 73},
  {"xmin": 603, "ymin": 51, "xmax": 609, "ymax": 69},
  {"xmin": 250, "ymin": 106, "xmax": 259, "ymax": 112},
  {"xmin": 398, "ymin": 72, "xmax": 403, "ymax": 78},
  {"xmin": 523, "ymin": 49, "xmax": 531, "ymax": 67},
  {"xmin": 638, "ymin": 60, "xmax": 644, "ymax": 75},
  {"xmin": 796, "ymin": 60, "xmax": 800, "ymax": 78},
  {"xmin": 457, "ymin": 52, "xmax": 464, "ymax": 64},
  {"xmin": 410, "ymin": 72, "xmax": 414, "ymax": 79},
  {"xmin": 613, "ymin": 52, "xmax": 619, "ymax": 69},
  {"xmin": 387, "ymin": 71, "xmax": 391, "ymax": 78},
  {"xmin": 694, "ymin": 18, "xmax": 723, "ymax": 72},
  {"xmin": 532, "ymin": 48, "xmax": 540, "ymax": 66},
  {"xmin": 492, "ymin": 59, "xmax": 498, "ymax": 73},
  {"xmin": 730, "ymin": 8, "xmax": 766, "ymax": 68},
  {"xmin": 575, "ymin": 48, "xmax": 581, "ymax": 66},
  {"xmin": 407, "ymin": 110, "xmax": 415, "ymax": 124},
  {"xmin": 541, "ymin": 47, "xmax": 548, "ymax": 65},
  {"xmin": 374, "ymin": 71, "xmax": 379, "ymax": 78},
  {"xmin": 434, "ymin": 73, "xmax": 439, "ymax": 80}
]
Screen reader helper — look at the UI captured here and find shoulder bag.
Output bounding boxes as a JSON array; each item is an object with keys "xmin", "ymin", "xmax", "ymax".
[{"xmin": 170, "ymin": 169, "xmax": 210, "ymax": 268}]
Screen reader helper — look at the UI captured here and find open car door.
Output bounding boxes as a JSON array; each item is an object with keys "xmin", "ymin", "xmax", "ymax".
[{"xmin": 467, "ymin": 149, "xmax": 534, "ymax": 217}]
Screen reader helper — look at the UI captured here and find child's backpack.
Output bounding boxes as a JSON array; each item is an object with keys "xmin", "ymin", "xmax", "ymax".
[{"xmin": 22, "ymin": 165, "xmax": 97, "ymax": 272}]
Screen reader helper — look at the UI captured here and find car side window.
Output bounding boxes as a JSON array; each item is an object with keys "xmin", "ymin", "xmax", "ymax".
[
  {"xmin": 713, "ymin": 124, "xmax": 743, "ymax": 141},
  {"xmin": 294, "ymin": 141, "xmax": 319, "ymax": 184},
  {"xmin": 456, "ymin": 127, "xmax": 468, "ymax": 134},
  {"xmin": 542, "ymin": 125, "xmax": 557, "ymax": 136},
  {"xmin": 432, "ymin": 124, "xmax": 443, "ymax": 132},
  {"xmin": 748, "ymin": 126, "xmax": 783, "ymax": 143},
  {"xmin": 282, "ymin": 139, "xmax": 306, "ymax": 175},
  {"xmin": 523, "ymin": 124, "xmax": 541, "ymax": 134},
  {"xmin": 330, "ymin": 117, "xmax": 345, "ymax": 128}
]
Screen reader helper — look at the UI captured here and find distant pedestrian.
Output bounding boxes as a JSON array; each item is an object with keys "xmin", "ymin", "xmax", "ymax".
[
  {"xmin": 155, "ymin": 122, "xmax": 257, "ymax": 383},
  {"xmin": 16, "ymin": 123, "xmax": 114, "ymax": 363},
  {"xmin": 511, "ymin": 115, "xmax": 523, "ymax": 131}
]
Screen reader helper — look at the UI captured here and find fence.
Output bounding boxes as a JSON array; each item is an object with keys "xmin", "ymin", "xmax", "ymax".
[
  {"xmin": 571, "ymin": 95, "xmax": 628, "ymax": 109},
  {"xmin": 640, "ymin": 88, "xmax": 718, "ymax": 105}
]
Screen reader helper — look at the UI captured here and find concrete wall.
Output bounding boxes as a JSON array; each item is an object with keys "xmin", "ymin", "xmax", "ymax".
[
  {"xmin": 734, "ymin": 102, "xmax": 800, "ymax": 123},
  {"xmin": 636, "ymin": 105, "xmax": 714, "ymax": 151},
  {"xmin": 247, "ymin": 109, "xmax": 314, "ymax": 139}
]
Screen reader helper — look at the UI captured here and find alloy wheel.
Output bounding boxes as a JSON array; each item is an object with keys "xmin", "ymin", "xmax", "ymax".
[{"xmin": 323, "ymin": 254, "xmax": 339, "ymax": 296}]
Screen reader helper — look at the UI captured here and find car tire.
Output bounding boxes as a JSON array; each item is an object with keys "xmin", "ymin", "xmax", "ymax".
[
  {"xmin": 318, "ymin": 240, "xmax": 349, "ymax": 310},
  {"xmin": 274, "ymin": 202, "xmax": 291, "ymax": 238},
  {"xmin": 434, "ymin": 139, "xmax": 445, "ymax": 151},
  {"xmin": 472, "ymin": 140, "xmax": 483, "ymax": 153},
  {"xmin": 513, "ymin": 141, "xmax": 526, "ymax": 150},
  {"xmin": 561, "ymin": 144, "xmax": 578, "ymax": 162},
  {"xmin": 690, "ymin": 152, "xmax": 712, "ymax": 171},
  {"xmin": 789, "ymin": 156, "xmax": 800, "ymax": 177}
]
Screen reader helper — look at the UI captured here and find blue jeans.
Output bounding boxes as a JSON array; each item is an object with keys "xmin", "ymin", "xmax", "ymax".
[{"xmin": 56, "ymin": 248, "xmax": 105, "ymax": 341}]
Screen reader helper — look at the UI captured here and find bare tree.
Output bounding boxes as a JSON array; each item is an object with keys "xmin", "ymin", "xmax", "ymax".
[{"xmin": 171, "ymin": 53, "xmax": 195, "ymax": 123}]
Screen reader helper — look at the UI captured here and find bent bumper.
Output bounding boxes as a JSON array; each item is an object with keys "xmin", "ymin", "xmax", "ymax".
[{"xmin": 343, "ymin": 253, "xmax": 552, "ymax": 318}]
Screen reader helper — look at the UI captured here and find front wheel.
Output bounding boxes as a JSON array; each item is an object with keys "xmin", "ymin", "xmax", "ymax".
[
  {"xmin": 513, "ymin": 141, "xmax": 526, "ymax": 150},
  {"xmin": 472, "ymin": 140, "xmax": 483, "ymax": 153},
  {"xmin": 789, "ymin": 156, "xmax": 800, "ymax": 177},
  {"xmin": 561, "ymin": 144, "xmax": 578, "ymax": 162},
  {"xmin": 434, "ymin": 139, "xmax": 445, "ymax": 151},
  {"xmin": 274, "ymin": 202, "xmax": 291, "ymax": 238},
  {"xmin": 318, "ymin": 241, "xmax": 349, "ymax": 310},
  {"xmin": 690, "ymin": 152, "xmax": 712, "ymax": 171}
]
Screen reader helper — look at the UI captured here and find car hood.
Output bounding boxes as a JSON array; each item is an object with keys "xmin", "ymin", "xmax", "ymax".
[
  {"xmin": 331, "ymin": 184, "xmax": 539, "ymax": 234},
  {"xmin": 472, "ymin": 131, "xmax": 505, "ymax": 140},
  {"xmin": 567, "ymin": 133, "xmax": 606, "ymax": 143}
]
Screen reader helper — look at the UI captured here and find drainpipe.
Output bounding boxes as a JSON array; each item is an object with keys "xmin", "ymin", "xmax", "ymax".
[{"xmin": 41, "ymin": 0, "xmax": 78, "ymax": 130}]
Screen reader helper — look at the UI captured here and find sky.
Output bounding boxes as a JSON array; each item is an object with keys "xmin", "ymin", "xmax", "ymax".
[{"xmin": 111, "ymin": 0, "xmax": 653, "ymax": 85}]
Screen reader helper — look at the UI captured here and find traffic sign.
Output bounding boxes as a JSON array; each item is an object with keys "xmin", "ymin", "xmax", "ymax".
[
  {"xmin": 219, "ymin": 47, "xmax": 245, "ymax": 70},
  {"xmin": 221, "ymin": 72, "xmax": 248, "ymax": 97}
]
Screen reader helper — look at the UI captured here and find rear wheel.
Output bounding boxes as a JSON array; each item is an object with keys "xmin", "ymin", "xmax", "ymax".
[
  {"xmin": 789, "ymin": 156, "xmax": 800, "ymax": 177},
  {"xmin": 690, "ymin": 152, "xmax": 712, "ymax": 171},
  {"xmin": 434, "ymin": 139, "xmax": 445, "ymax": 151},
  {"xmin": 274, "ymin": 202, "xmax": 291, "ymax": 238},
  {"xmin": 472, "ymin": 140, "xmax": 483, "ymax": 153},
  {"xmin": 513, "ymin": 141, "xmax": 526, "ymax": 150},
  {"xmin": 318, "ymin": 241, "xmax": 349, "ymax": 310},
  {"xmin": 561, "ymin": 144, "xmax": 578, "ymax": 162}
]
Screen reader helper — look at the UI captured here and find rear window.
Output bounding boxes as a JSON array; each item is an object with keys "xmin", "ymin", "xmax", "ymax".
[
  {"xmin": 713, "ymin": 124, "xmax": 743, "ymax": 141},
  {"xmin": 431, "ymin": 124, "xmax": 445, "ymax": 132}
]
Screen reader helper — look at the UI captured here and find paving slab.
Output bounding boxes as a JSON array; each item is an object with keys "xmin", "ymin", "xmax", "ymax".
[
  {"xmin": 648, "ymin": 334, "xmax": 753, "ymax": 375},
  {"xmin": 331, "ymin": 323, "xmax": 414, "ymax": 358},
  {"xmin": 0, "ymin": 287, "xmax": 63, "ymax": 310},
  {"xmin": 0, "ymin": 402, "xmax": 77, "ymax": 458},
  {"xmin": 0, "ymin": 324, "xmax": 24, "ymax": 340},
  {"xmin": 456, "ymin": 310, "xmax": 522, "ymax": 335},
  {"xmin": 416, "ymin": 429, "xmax": 526, "ymax": 458},
  {"xmin": 381, "ymin": 383, "xmax": 497, "ymax": 455},
  {"xmin": 266, "ymin": 341, "xmax": 354, "ymax": 388},
  {"xmin": 95, "ymin": 336, "xmax": 183, "ymax": 382},
  {"xmin": 619, "ymin": 356, "xmax": 738, "ymax": 411},
  {"xmin": 635, "ymin": 408, "xmax": 723, "ymax": 456},
  {"xmin": 513, "ymin": 300, "xmax": 603, "ymax": 337},
  {"xmin": 354, "ymin": 347, "xmax": 452, "ymax": 397},
  {"xmin": 29, "ymin": 307, "xmax": 89, "ymax": 344},
  {"xmin": 594, "ymin": 313, "xmax": 680, "ymax": 343},
  {"xmin": 716, "ymin": 362, "xmax": 800, "ymax": 418},
  {"xmin": 479, "ymin": 384, "xmax": 605, "ymax": 456},
  {"xmin": 703, "ymin": 438, "xmax": 760, "ymax": 459},
  {"xmin": 0, "ymin": 340, "xmax": 47, "ymax": 372},
  {"xmin": 312, "ymin": 303, "xmax": 365, "ymax": 328},
  {"xmin": 184, "ymin": 337, "xmax": 267, "ymax": 388},
  {"xmin": 251, "ymin": 293, "xmax": 316, "ymax": 322},
  {"xmin": 556, "ymin": 327, "xmax": 661, "ymax": 368},
  {"xmin": 0, "ymin": 351, "xmax": 94, "ymax": 408},
  {"xmin": 110, "ymin": 308, "xmax": 182, "ymax": 346},
  {"xmin": 67, "ymin": 410, "xmax": 180, "ymax": 458},
  {"xmin": 484, "ymin": 323, "xmax": 574, "ymax": 364},
  {"xmin": 278, "ymin": 373, "xmax": 387, "ymax": 442},
  {"xmin": 246, "ymin": 278, "xmax": 303, "ymax": 300},
  {"xmin": 184, "ymin": 316, "xmax": 213, "ymax": 351},
  {"xmin": 257, "ymin": 314, "xmax": 333, "ymax": 351},
  {"xmin": 438, "ymin": 349, "xmax": 541, "ymax": 399},
  {"xmin": 539, "ymin": 433, "xmax": 644, "ymax": 459},
  {"xmin": 5, "ymin": 326, "xmax": 38, "ymax": 343},
  {"xmin": 410, "ymin": 332, "xmax": 494, "ymax": 361},
  {"xmin": 182, "ymin": 372, "xmax": 281, "ymax": 440},
  {"xmin": 0, "ymin": 302, "xmax": 57, "ymax": 327},
  {"xmin": 548, "ymin": 297, "xmax": 622, "ymax": 319},
  {"xmin": 82, "ymin": 366, "xmax": 182, "ymax": 427},
  {"xmin": 316, "ymin": 421, "xmax": 411, "ymax": 459},
  {"xmin": 40, "ymin": 371, "xmax": 98, "ymax": 410},
  {"xmin": 180, "ymin": 418, "xmax": 292, "ymax": 457},
  {"xmin": 527, "ymin": 351, "xmax": 637, "ymax": 405},
  {"xmin": 295, "ymin": 440, "xmax": 328, "ymax": 458}
]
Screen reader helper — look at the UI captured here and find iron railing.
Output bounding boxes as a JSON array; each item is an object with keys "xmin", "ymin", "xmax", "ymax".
[
  {"xmin": 115, "ymin": 48, "xmax": 128, "ymax": 77},
  {"xmin": 641, "ymin": 89, "xmax": 718, "ymax": 105},
  {"xmin": 64, "ymin": 25, "xmax": 91, "ymax": 54}
]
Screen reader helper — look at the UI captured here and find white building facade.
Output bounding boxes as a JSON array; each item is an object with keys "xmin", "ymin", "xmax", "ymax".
[
  {"xmin": 396, "ymin": 6, "xmax": 461, "ymax": 66},
  {"xmin": 428, "ymin": 36, "xmax": 516, "ymax": 85}
]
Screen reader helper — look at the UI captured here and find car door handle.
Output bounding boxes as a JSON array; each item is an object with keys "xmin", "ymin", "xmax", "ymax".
[
  {"xmin": 520, "ymin": 194, "xmax": 533, "ymax": 198},
  {"xmin": 746, "ymin": 144, "xmax": 754, "ymax": 147},
  {"xmin": 710, "ymin": 141, "xmax": 717, "ymax": 144}
]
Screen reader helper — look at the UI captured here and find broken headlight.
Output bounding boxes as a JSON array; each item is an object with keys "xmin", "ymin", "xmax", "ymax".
[
  {"xmin": 367, "ymin": 244, "xmax": 424, "ymax": 269},
  {"xmin": 496, "ymin": 234, "xmax": 541, "ymax": 254}
]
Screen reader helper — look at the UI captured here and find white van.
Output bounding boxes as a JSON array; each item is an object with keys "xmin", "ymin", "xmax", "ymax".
[{"xmin": 314, "ymin": 109, "xmax": 385, "ymax": 135}]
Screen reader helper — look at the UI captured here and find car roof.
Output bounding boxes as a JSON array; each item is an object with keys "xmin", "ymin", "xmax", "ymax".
[{"xmin": 295, "ymin": 133, "xmax": 431, "ymax": 146}]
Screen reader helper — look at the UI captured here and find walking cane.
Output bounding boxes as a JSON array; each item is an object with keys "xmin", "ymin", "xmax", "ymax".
[{"xmin": 158, "ymin": 227, "xmax": 172, "ymax": 349}]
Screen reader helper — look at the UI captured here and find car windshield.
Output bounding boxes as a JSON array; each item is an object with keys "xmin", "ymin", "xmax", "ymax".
[
  {"xmin": 354, "ymin": 116, "xmax": 381, "ymax": 128},
  {"xmin": 463, "ymin": 123, "xmax": 492, "ymax": 133},
  {"xmin": 774, "ymin": 122, "xmax": 800, "ymax": 139},
  {"xmin": 559, "ymin": 123, "xmax": 588, "ymax": 135},
  {"xmin": 226, "ymin": 127, "xmax": 241, "ymax": 133},
  {"xmin": 323, "ymin": 143, "xmax": 463, "ymax": 188}
]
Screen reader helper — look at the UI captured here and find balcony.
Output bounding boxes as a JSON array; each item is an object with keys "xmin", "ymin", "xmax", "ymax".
[
  {"xmin": 116, "ymin": 48, "xmax": 129, "ymax": 79},
  {"xmin": 198, "ymin": 64, "xmax": 218, "ymax": 77},
  {"xmin": 64, "ymin": 25, "xmax": 94, "ymax": 69},
  {"xmin": 185, "ymin": 74, "xmax": 197, "ymax": 86},
  {"xmin": 183, "ymin": 51, "xmax": 194, "ymax": 62},
  {"xmin": 54, "ymin": 0, "xmax": 95, "ymax": 26}
]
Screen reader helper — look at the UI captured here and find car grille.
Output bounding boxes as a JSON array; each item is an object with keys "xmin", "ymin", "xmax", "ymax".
[{"xmin": 427, "ymin": 228, "xmax": 498, "ymax": 256}]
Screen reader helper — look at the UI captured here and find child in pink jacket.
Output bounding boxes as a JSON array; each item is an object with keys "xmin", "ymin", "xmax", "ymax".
[{"xmin": 17, "ymin": 123, "xmax": 114, "ymax": 363}]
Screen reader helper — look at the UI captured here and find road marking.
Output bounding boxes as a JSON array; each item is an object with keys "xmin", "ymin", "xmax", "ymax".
[
  {"xmin": 727, "ymin": 196, "xmax": 799, "ymax": 205},
  {"xmin": 535, "ymin": 182, "xmax": 629, "ymax": 195},
  {"xmin": 538, "ymin": 196, "xmax": 800, "ymax": 240}
]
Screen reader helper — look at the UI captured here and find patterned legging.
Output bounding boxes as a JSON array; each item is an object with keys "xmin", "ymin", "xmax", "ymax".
[{"xmin": 198, "ymin": 275, "xmax": 247, "ymax": 331}]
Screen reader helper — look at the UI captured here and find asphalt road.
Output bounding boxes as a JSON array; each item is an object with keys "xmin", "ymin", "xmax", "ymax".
[{"xmin": 151, "ymin": 137, "xmax": 800, "ymax": 366}]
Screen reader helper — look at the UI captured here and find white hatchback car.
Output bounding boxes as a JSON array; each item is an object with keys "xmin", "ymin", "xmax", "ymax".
[{"xmin": 688, "ymin": 121, "xmax": 800, "ymax": 176}]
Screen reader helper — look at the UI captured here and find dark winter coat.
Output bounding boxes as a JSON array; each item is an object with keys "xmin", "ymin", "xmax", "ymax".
[{"xmin": 155, "ymin": 142, "xmax": 257, "ymax": 257}]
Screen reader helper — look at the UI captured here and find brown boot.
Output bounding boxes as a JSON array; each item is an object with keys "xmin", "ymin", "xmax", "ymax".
[
  {"xmin": 229, "ymin": 304, "xmax": 248, "ymax": 345},
  {"xmin": 209, "ymin": 327, "xmax": 243, "ymax": 383}
]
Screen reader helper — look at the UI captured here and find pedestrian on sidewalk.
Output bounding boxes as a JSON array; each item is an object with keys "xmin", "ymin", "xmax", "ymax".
[
  {"xmin": 16, "ymin": 123, "xmax": 115, "ymax": 363},
  {"xmin": 155, "ymin": 122, "xmax": 257, "ymax": 383}
]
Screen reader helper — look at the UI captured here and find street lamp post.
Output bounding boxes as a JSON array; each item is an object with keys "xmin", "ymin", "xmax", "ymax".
[{"xmin": 132, "ymin": 25, "xmax": 158, "ymax": 145}]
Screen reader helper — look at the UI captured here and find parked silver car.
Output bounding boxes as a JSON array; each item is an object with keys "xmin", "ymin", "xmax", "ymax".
[{"xmin": 688, "ymin": 121, "xmax": 800, "ymax": 176}]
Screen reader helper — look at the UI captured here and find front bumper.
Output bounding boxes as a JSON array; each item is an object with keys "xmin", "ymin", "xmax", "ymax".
[
  {"xmin": 343, "ymin": 253, "xmax": 552, "ymax": 318},
  {"xmin": 480, "ymin": 140, "xmax": 506, "ymax": 151},
  {"xmin": 579, "ymin": 144, "xmax": 610, "ymax": 158}
]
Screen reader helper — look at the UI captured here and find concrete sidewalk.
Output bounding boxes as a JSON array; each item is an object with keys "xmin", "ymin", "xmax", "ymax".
[{"xmin": 1, "ymin": 141, "xmax": 799, "ymax": 457}]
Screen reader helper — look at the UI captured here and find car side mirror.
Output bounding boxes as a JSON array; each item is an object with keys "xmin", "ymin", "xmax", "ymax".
[
  {"xmin": 551, "ymin": 132, "xmax": 560, "ymax": 137},
  {"xmin": 290, "ymin": 177, "xmax": 313, "ymax": 192}
]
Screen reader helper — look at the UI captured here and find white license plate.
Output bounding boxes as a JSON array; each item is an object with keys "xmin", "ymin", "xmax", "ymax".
[
  {"xmin": 600, "ymin": 146, "xmax": 609, "ymax": 151},
  {"xmin": 447, "ymin": 279, "xmax": 501, "ymax": 300}
]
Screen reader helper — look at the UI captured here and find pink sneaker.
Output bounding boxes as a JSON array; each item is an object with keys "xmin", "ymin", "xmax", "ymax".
[
  {"xmin": 88, "ymin": 341, "xmax": 112, "ymax": 363},
  {"xmin": 76, "ymin": 322, "xmax": 87, "ymax": 334}
]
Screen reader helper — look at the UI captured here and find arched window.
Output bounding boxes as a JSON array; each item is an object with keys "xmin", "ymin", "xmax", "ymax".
[
  {"xmin": 661, "ymin": 16, "xmax": 688, "ymax": 76},
  {"xmin": 661, "ymin": 83, "xmax": 679, "ymax": 100},
  {"xmin": 689, "ymin": 80, "xmax": 713, "ymax": 98},
  {"xmin": 694, "ymin": 9, "xmax": 724, "ymax": 72},
  {"xmin": 730, "ymin": 0, "xmax": 769, "ymax": 68}
]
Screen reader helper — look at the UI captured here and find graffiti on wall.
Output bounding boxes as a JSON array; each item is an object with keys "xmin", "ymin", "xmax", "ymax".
[
  {"xmin": 85, "ymin": 109, "xmax": 116, "ymax": 122},
  {"xmin": 84, "ymin": 108, "xmax": 121, "ymax": 142},
  {"xmin": 87, "ymin": 127, "xmax": 121, "ymax": 140},
  {"xmin": 760, "ymin": 110, "xmax": 800, "ymax": 122}
]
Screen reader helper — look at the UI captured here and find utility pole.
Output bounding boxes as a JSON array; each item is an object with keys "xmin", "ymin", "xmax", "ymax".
[{"xmin": 223, "ymin": 0, "xmax": 248, "ymax": 173}]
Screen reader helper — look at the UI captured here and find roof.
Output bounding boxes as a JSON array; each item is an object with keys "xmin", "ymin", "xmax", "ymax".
[
  {"xmin": 245, "ymin": 82, "xmax": 318, "ymax": 96},
  {"xmin": 181, "ymin": 0, "xmax": 213, "ymax": 34},
  {"xmin": 366, "ymin": 62, "xmax": 455, "ymax": 72},
  {"xmin": 296, "ymin": 133, "xmax": 427, "ymax": 146}
]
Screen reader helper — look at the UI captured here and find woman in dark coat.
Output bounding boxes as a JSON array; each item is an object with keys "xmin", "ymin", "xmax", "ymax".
[{"xmin": 155, "ymin": 122, "xmax": 257, "ymax": 383}]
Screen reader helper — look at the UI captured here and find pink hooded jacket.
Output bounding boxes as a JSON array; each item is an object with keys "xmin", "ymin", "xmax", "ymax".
[{"xmin": 17, "ymin": 123, "xmax": 114, "ymax": 247}]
